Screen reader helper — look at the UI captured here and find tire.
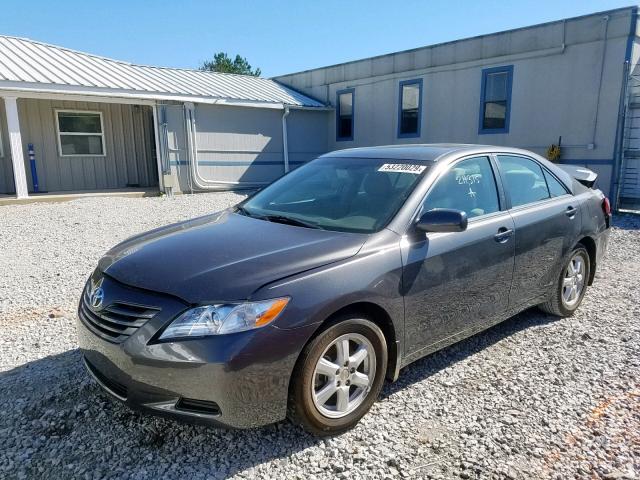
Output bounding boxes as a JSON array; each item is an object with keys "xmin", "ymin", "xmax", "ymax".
[
  {"xmin": 288, "ymin": 316, "xmax": 387, "ymax": 436},
  {"xmin": 539, "ymin": 245, "xmax": 590, "ymax": 317}
]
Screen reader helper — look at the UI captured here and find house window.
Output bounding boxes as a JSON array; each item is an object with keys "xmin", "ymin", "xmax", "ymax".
[
  {"xmin": 398, "ymin": 79, "xmax": 422, "ymax": 137},
  {"xmin": 56, "ymin": 110, "xmax": 105, "ymax": 156},
  {"xmin": 479, "ymin": 66, "xmax": 513, "ymax": 134},
  {"xmin": 336, "ymin": 88, "xmax": 354, "ymax": 141}
]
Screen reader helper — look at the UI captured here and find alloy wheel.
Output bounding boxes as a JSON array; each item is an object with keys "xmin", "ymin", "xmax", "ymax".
[
  {"xmin": 311, "ymin": 333, "xmax": 376, "ymax": 419},
  {"xmin": 562, "ymin": 253, "xmax": 586, "ymax": 308}
]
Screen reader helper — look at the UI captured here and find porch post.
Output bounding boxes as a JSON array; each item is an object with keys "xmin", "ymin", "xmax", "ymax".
[
  {"xmin": 152, "ymin": 104, "xmax": 165, "ymax": 194},
  {"xmin": 3, "ymin": 96, "xmax": 28, "ymax": 198}
]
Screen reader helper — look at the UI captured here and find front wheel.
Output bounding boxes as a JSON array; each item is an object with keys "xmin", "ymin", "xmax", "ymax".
[
  {"xmin": 539, "ymin": 245, "xmax": 590, "ymax": 317},
  {"xmin": 288, "ymin": 317, "xmax": 387, "ymax": 436}
]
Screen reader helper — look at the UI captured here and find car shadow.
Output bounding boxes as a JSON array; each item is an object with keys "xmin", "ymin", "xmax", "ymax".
[
  {"xmin": 613, "ymin": 213, "xmax": 640, "ymax": 230},
  {"xmin": 0, "ymin": 348, "xmax": 322, "ymax": 479},
  {"xmin": 0, "ymin": 308, "xmax": 559, "ymax": 478},
  {"xmin": 381, "ymin": 307, "xmax": 560, "ymax": 398}
]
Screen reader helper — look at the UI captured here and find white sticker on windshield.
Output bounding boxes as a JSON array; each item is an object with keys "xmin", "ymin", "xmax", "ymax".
[{"xmin": 378, "ymin": 163, "xmax": 427, "ymax": 174}]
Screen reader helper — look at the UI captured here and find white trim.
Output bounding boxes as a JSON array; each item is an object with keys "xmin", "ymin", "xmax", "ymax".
[
  {"xmin": 55, "ymin": 109, "xmax": 106, "ymax": 157},
  {"xmin": 2, "ymin": 96, "xmax": 29, "ymax": 198},
  {"xmin": 0, "ymin": 82, "xmax": 329, "ymax": 110},
  {"xmin": 0, "ymin": 125, "xmax": 4, "ymax": 157},
  {"xmin": 0, "ymin": 89, "xmax": 155, "ymax": 106}
]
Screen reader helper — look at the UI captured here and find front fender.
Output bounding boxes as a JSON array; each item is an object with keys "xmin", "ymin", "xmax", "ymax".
[{"xmin": 251, "ymin": 230, "xmax": 406, "ymax": 375}]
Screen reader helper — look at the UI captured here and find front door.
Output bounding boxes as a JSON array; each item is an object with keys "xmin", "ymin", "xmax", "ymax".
[{"xmin": 401, "ymin": 155, "xmax": 515, "ymax": 356}]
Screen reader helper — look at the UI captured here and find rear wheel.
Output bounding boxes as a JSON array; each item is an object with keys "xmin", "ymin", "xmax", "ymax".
[
  {"xmin": 539, "ymin": 245, "xmax": 590, "ymax": 317},
  {"xmin": 288, "ymin": 317, "xmax": 387, "ymax": 436}
]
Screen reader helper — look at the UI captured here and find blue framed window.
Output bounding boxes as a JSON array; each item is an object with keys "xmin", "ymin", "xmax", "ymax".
[
  {"xmin": 336, "ymin": 88, "xmax": 354, "ymax": 141},
  {"xmin": 397, "ymin": 79, "xmax": 423, "ymax": 138},
  {"xmin": 478, "ymin": 65, "xmax": 513, "ymax": 134}
]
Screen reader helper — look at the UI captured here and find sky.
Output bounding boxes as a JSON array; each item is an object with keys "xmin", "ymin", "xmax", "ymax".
[{"xmin": 0, "ymin": 0, "xmax": 635, "ymax": 77}]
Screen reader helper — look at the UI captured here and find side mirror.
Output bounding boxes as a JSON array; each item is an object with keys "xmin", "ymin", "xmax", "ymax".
[{"xmin": 415, "ymin": 208, "xmax": 468, "ymax": 233}]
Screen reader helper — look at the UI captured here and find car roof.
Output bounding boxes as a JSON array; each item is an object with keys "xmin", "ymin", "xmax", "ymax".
[{"xmin": 320, "ymin": 144, "xmax": 536, "ymax": 162}]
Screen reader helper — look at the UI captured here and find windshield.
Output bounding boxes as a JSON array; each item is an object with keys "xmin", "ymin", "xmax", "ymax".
[{"xmin": 239, "ymin": 157, "xmax": 429, "ymax": 233}]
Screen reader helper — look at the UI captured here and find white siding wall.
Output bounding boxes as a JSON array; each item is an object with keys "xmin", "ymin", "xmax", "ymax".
[{"xmin": 275, "ymin": 8, "xmax": 636, "ymax": 196}]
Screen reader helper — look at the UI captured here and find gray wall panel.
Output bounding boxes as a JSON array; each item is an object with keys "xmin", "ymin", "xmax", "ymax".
[
  {"xmin": 165, "ymin": 103, "xmax": 327, "ymax": 193},
  {"xmin": 287, "ymin": 109, "xmax": 329, "ymax": 161},
  {"xmin": 15, "ymin": 98, "xmax": 157, "ymax": 192}
]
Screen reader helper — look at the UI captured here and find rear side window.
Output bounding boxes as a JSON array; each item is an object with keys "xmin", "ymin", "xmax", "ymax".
[
  {"xmin": 423, "ymin": 156, "xmax": 500, "ymax": 218},
  {"xmin": 543, "ymin": 169, "xmax": 569, "ymax": 197},
  {"xmin": 497, "ymin": 155, "xmax": 550, "ymax": 207}
]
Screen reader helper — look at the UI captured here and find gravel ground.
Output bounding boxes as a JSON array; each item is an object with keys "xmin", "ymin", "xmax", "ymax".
[{"xmin": 0, "ymin": 194, "xmax": 638, "ymax": 480}]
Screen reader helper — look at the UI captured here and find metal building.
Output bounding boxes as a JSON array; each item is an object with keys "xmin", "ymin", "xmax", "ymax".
[
  {"xmin": 0, "ymin": 36, "xmax": 328, "ymax": 199},
  {"xmin": 2, "ymin": 6, "xmax": 640, "ymax": 210},
  {"xmin": 274, "ymin": 6, "xmax": 640, "ymax": 210}
]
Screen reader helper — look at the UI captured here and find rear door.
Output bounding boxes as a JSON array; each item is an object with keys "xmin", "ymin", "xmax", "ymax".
[
  {"xmin": 401, "ymin": 155, "xmax": 515, "ymax": 355},
  {"xmin": 495, "ymin": 154, "xmax": 582, "ymax": 308}
]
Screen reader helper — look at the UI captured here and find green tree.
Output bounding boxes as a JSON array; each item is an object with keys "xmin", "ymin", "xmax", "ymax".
[{"xmin": 200, "ymin": 52, "xmax": 261, "ymax": 76}]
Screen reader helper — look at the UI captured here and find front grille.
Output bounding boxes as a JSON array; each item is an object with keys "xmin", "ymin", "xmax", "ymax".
[
  {"xmin": 79, "ymin": 288, "xmax": 160, "ymax": 344},
  {"xmin": 83, "ymin": 356, "xmax": 128, "ymax": 400}
]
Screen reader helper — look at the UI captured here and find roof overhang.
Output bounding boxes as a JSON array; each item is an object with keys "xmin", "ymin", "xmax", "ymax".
[{"xmin": 0, "ymin": 81, "xmax": 333, "ymax": 110}]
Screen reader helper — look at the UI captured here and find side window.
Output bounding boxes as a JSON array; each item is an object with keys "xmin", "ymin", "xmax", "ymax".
[
  {"xmin": 56, "ymin": 110, "xmax": 105, "ymax": 156},
  {"xmin": 543, "ymin": 169, "xmax": 569, "ymax": 197},
  {"xmin": 423, "ymin": 156, "xmax": 500, "ymax": 218},
  {"xmin": 336, "ymin": 89, "xmax": 354, "ymax": 141},
  {"xmin": 479, "ymin": 66, "xmax": 513, "ymax": 134},
  {"xmin": 497, "ymin": 155, "xmax": 550, "ymax": 207},
  {"xmin": 398, "ymin": 79, "xmax": 422, "ymax": 137}
]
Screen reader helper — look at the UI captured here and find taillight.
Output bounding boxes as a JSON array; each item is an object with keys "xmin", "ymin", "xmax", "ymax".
[{"xmin": 602, "ymin": 197, "xmax": 611, "ymax": 217}]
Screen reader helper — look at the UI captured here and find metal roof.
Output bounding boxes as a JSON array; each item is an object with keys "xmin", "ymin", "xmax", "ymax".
[{"xmin": 0, "ymin": 35, "xmax": 325, "ymax": 108}]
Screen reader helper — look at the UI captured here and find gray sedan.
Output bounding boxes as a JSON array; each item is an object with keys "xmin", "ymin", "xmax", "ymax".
[{"xmin": 77, "ymin": 144, "xmax": 610, "ymax": 436}]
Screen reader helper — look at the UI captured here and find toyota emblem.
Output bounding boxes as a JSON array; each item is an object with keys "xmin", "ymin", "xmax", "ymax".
[{"xmin": 89, "ymin": 280, "xmax": 105, "ymax": 309}]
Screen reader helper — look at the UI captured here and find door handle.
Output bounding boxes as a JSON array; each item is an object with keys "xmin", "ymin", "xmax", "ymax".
[
  {"xmin": 494, "ymin": 227, "xmax": 513, "ymax": 243},
  {"xmin": 565, "ymin": 206, "xmax": 577, "ymax": 218}
]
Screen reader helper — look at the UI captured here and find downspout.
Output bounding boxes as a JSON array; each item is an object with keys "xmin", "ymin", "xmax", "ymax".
[
  {"xmin": 591, "ymin": 15, "xmax": 610, "ymax": 148},
  {"xmin": 282, "ymin": 105, "xmax": 290, "ymax": 173},
  {"xmin": 184, "ymin": 103, "xmax": 195, "ymax": 193}
]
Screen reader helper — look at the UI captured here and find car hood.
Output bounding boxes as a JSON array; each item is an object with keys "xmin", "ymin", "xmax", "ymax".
[{"xmin": 99, "ymin": 211, "xmax": 366, "ymax": 303}]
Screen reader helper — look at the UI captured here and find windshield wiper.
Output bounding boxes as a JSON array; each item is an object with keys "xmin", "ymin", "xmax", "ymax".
[
  {"xmin": 237, "ymin": 207, "xmax": 322, "ymax": 230},
  {"xmin": 264, "ymin": 215, "xmax": 324, "ymax": 230},
  {"xmin": 235, "ymin": 205, "xmax": 258, "ymax": 218}
]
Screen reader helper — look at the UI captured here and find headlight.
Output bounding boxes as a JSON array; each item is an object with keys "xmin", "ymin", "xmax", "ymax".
[{"xmin": 158, "ymin": 297, "xmax": 289, "ymax": 340}]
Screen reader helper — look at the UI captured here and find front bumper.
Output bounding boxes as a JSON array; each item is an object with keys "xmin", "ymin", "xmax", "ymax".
[{"xmin": 77, "ymin": 274, "xmax": 315, "ymax": 429}]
